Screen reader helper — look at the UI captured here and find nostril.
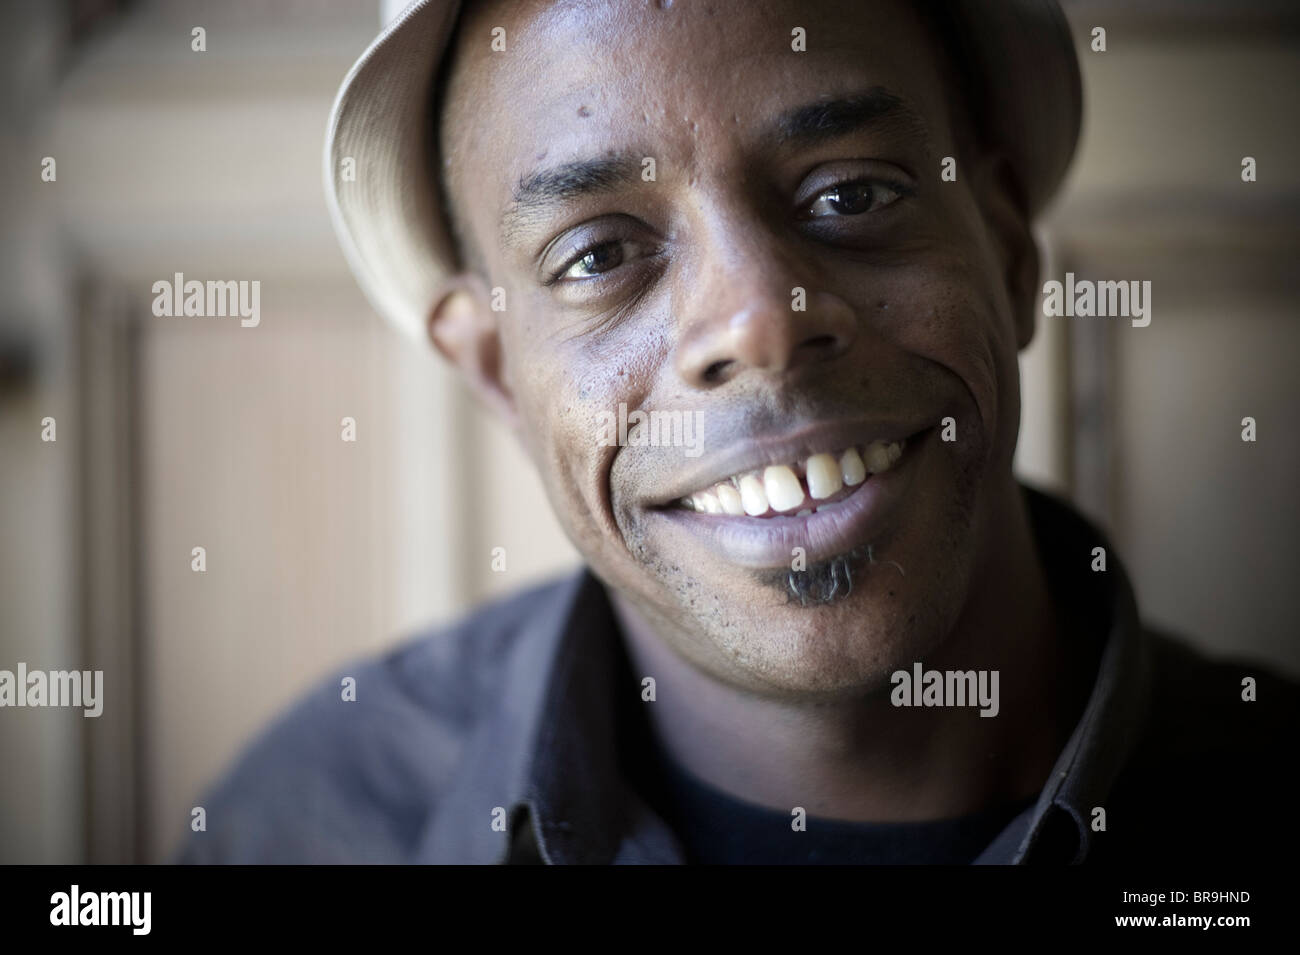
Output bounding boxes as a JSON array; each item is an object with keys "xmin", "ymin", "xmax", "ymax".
[
  {"xmin": 703, "ymin": 359, "xmax": 732, "ymax": 383},
  {"xmin": 800, "ymin": 334, "xmax": 839, "ymax": 351}
]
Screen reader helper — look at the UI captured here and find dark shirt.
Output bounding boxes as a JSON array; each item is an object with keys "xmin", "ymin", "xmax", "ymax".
[
  {"xmin": 174, "ymin": 485, "xmax": 1300, "ymax": 864},
  {"xmin": 634, "ymin": 735, "xmax": 1040, "ymax": 864}
]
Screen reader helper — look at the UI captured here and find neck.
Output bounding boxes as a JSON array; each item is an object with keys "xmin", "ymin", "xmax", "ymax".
[{"xmin": 610, "ymin": 483, "xmax": 1083, "ymax": 821}]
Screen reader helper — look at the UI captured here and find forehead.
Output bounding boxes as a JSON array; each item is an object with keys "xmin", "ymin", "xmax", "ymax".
[{"xmin": 440, "ymin": 0, "xmax": 954, "ymax": 245}]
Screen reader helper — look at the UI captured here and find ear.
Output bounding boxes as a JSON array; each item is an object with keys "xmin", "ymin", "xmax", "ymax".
[
  {"xmin": 975, "ymin": 154, "xmax": 1040, "ymax": 351},
  {"xmin": 427, "ymin": 273, "xmax": 520, "ymax": 432}
]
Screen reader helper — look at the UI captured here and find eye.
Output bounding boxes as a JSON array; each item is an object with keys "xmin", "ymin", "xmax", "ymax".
[
  {"xmin": 554, "ymin": 240, "xmax": 627, "ymax": 282},
  {"xmin": 805, "ymin": 180, "xmax": 905, "ymax": 218}
]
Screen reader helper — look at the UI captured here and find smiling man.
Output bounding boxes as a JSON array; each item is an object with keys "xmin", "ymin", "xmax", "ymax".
[{"xmin": 177, "ymin": 0, "xmax": 1297, "ymax": 865}]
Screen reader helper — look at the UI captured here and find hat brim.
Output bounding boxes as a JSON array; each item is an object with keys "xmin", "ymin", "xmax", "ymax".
[{"xmin": 324, "ymin": 0, "xmax": 464, "ymax": 341}]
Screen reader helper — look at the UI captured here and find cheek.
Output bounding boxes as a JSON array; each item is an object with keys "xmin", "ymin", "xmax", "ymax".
[
  {"xmin": 875, "ymin": 251, "xmax": 1018, "ymax": 460},
  {"xmin": 497, "ymin": 297, "xmax": 656, "ymax": 556}
]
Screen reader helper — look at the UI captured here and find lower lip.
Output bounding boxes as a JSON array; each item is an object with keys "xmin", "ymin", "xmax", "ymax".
[{"xmin": 651, "ymin": 429, "xmax": 930, "ymax": 569}]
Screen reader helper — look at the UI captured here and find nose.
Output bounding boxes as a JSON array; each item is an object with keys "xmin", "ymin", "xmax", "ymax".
[{"xmin": 675, "ymin": 235, "xmax": 857, "ymax": 388}]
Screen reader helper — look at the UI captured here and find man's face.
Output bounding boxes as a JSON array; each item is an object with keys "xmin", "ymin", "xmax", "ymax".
[{"xmin": 439, "ymin": 0, "xmax": 1031, "ymax": 698}]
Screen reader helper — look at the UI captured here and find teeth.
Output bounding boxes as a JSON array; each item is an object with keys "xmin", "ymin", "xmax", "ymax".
[
  {"xmin": 805, "ymin": 452, "xmax": 843, "ymax": 500},
  {"xmin": 679, "ymin": 436, "xmax": 910, "ymax": 515},
  {"xmin": 763, "ymin": 464, "xmax": 805, "ymax": 512},
  {"xmin": 716, "ymin": 483, "xmax": 746, "ymax": 515},
  {"xmin": 863, "ymin": 440, "xmax": 892, "ymax": 474},
  {"xmin": 840, "ymin": 448, "xmax": 867, "ymax": 486},
  {"xmin": 738, "ymin": 474, "xmax": 769, "ymax": 515}
]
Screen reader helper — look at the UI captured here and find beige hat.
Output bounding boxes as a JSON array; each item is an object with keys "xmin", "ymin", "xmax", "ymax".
[{"xmin": 323, "ymin": 0, "xmax": 1082, "ymax": 341}]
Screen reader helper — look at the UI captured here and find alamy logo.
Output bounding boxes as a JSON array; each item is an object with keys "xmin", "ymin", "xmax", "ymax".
[
  {"xmin": 151, "ymin": 272, "xmax": 260, "ymax": 327},
  {"xmin": 596, "ymin": 402, "xmax": 705, "ymax": 457},
  {"xmin": 0, "ymin": 663, "xmax": 103, "ymax": 717},
  {"xmin": 890, "ymin": 663, "xmax": 999, "ymax": 717},
  {"xmin": 1041, "ymin": 272, "xmax": 1151, "ymax": 327},
  {"xmin": 50, "ymin": 885, "xmax": 150, "ymax": 935}
]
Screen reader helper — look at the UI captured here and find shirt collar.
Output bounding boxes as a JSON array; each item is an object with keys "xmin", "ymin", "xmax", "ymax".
[
  {"xmin": 420, "ymin": 485, "xmax": 1151, "ymax": 865},
  {"xmin": 416, "ymin": 571, "xmax": 684, "ymax": 863},
  {"xmin": 977, "ymin": 486, "xmax": 1153, "ymax": 864}
]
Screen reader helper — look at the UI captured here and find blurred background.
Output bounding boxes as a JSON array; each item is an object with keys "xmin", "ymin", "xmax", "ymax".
[{"xmin": 1, "ymin": 0, "xmax": 1297, "ymax": 863}]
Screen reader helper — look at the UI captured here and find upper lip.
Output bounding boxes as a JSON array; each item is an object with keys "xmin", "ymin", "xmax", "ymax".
[{"xmin": 649, "ymin": 416, "xmax": 932, "ymax": 506}]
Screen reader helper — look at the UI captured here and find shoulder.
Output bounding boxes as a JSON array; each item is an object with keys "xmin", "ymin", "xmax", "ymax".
[
  {"xmin": 172, "ymin": 573, "xmax": 580, "ymax": 863},
  {"xmin": 1139, "ymin": 629, "xmax": 1300, "ymax": 757},
  {"xmin": 1100, "ymin": 629, "xmax": 1300, "ymax": 864}
]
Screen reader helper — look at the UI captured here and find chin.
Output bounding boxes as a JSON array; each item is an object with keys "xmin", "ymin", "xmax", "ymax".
[{"xmin": 654, "ymin": 521, "xmax": 974, "ymax": 700}]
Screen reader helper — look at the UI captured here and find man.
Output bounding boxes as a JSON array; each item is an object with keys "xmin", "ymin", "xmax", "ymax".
[{"xmin": 178, "ymin": 0, "xmax": 1297, "ymax": 864}]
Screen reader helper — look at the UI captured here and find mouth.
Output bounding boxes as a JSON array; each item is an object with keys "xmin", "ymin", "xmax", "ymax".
[
  {"xmin": 648, "ymin": 424, "xmax": 933, "ymax": 570},
  {"xmin": 674, "ymin": 438, "xmax": 906, "ymax": 518}
]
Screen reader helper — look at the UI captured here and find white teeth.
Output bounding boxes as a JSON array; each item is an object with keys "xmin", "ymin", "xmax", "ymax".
[
  {"xmin": 738, "ymin": 474, "xmax": 769, "ymax": 515},
  {"xmin": 805, "ymin": 452, "xmax": 843, "ymax": 500},
  {"xmin": 840, "ymin": 447, "xmax": 867, "ymax": 486},
  {"xmin": 680, "ymin": 437, "xmax": 908, "ymax": 515},
  {"xmin": 715, "ymin": 483, "xmax": 746, "ymax": 515},
  {"xmin": 864, "ymin": 440, "xmax": 892, "ymax": 474},
  {"xmin": 763, "ymin": 464, "xmax": 805, "ymax": 512}
]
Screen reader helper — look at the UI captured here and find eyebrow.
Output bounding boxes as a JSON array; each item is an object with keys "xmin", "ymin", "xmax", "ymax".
[
  {"xmin": 500, "ymin": 86, "xmax": 928, "ymax": 241},
  {"xmin": 766, "ymin": 87, "xmax": 930, "ymax": 152},
  {"xmin": 503, "ymin": 155, "xmax": 645, "ymax": 236}
]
